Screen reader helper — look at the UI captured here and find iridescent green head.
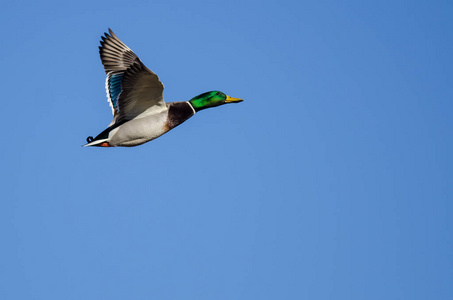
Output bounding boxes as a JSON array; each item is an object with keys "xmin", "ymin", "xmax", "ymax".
[{"xmin": 189, "ymin": 91, "xmax": 243, "ymax": 112}]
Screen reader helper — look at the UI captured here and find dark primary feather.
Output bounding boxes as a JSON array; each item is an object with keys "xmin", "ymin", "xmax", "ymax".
[{"xmin": 99, "ymin": 29, "xmax": 138, "ymax": 74}]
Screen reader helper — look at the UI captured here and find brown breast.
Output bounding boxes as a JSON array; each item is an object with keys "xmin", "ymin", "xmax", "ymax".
[{"xmin": 163, "ymin": 101, "xmax": 196, "ymax": 132}]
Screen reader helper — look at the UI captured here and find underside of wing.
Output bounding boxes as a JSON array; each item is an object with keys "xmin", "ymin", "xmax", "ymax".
[{"xmin": 117, "ymin": 60, "xmax": 166, "ymax": 123}]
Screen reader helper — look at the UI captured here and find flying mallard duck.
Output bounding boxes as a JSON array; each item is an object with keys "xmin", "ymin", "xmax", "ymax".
[{"xmin": 85, "ymin": 29, "xmax": 243, "ymax": 147}]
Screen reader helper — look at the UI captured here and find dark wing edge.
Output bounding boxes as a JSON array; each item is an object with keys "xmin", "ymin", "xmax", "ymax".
[{"xmin": 99, "ymin": 28, "xmax": 138, "ymax": 74}]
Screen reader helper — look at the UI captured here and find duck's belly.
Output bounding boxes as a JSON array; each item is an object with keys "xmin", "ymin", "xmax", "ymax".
[{"xmin": 108, "ymin": 111, "xmax": 169, "ymax": 147}]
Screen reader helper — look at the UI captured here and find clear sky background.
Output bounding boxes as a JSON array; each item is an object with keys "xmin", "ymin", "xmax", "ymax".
[{"xmin": 1, "ymin": 0, "xmax": 452, "ymax": 299}]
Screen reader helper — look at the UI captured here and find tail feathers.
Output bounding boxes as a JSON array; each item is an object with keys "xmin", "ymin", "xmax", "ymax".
[{"xmin": 83, "ymin": 137, "xmax": 110, "ymax": 147}]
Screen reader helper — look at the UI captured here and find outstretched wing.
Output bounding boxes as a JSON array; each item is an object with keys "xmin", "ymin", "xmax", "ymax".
[{"xmin": 99, "ymin": 29, "xmax": 165, "ymax": 124}]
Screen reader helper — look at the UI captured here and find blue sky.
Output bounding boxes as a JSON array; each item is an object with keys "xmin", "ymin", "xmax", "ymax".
[{"xmin": 1, "ymin": 0, "xmax": 452, "ymax": 299}]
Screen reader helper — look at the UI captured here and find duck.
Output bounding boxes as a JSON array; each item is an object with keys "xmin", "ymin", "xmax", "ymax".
[{"xmin": 84, "ymin": 29, "xmax": 243, "ymax": 147}]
